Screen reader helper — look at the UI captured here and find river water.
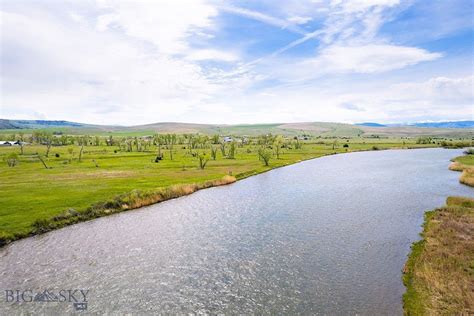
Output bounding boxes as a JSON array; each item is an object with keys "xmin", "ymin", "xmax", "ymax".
[{"xmin": 0, "ymin": 148, "xmax": 472, "ymax": 314}]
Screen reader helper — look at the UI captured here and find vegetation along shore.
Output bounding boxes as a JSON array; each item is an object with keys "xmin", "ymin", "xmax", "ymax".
[
  {"xmin": 403, "ymin": 149, "xmax": 473, "ymax": 314},
  {"xmin": 0, "ymin": 131, "xmax": 471, "ymax": 247}
]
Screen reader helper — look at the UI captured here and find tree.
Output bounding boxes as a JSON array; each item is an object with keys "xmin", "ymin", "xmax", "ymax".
[
  {"xmin": 416, "ymin": 136, "xmax": 432, "ymax": 144},
  {"xmin": 210, "ymin": 146, "xmax": 217, "ymax": 160},
  {"xmin": 332, "ymin": 139, "xmax": 339, "ymax": 150},
  {"xmin": 18, "ymin": 132, "xmax": 25, "ymax": 155},
  {"xmin": 258, "ymin": 148, "xmax": 272, "ymax": 166},
  {"xmin": 43, "ymin": 133, "xmax": 52, "ymax": 157},
  {"xmin": 220, "ymin": 143, "xmax": 226, "ymax": 156},
  {"xmin": 227, "ymin": 142, "xmax": 236, "ymax": 159},
  {"xmin": 293, "ymin": 138, "xmax": 303, "ymax": 150},
  {"xmin": 154, "ymin": 134, "xmax": 164, "ymax": 158},
  {"xmin": 211, "ymin": 134, "xmax": 220, "ymax": 144},
  {"xmin": 37, "ymin": 154, "xmax": 50, "ymax": 169},
  {"xmin": 197, "ymin": 153, "xmax": 208, "ymax": 169},
  {"xmin": 78, "ymin": 144, "xmax": 84, "ymax": 162},
  {"xmin": 164, "ymin": 134, "xmax": 177, "ymax": 160},
  {"xmin": 273, "ymin": 135, "xmax": 284, "ymax": 159}
]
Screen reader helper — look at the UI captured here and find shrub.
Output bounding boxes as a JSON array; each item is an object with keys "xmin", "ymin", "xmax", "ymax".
[
  {"xmin": 197, "ymin": 154, "xmax": 208, "ymax": 169},
  {"xmin": 0, "ymin": 230, "xmax": 13, "ymax": 247},
  {"xmin": 343, "ymin": 144, "xmax": 349, "ymax": 148},
  {"xmin": 372, "ymin": 146, "xmax": 379, "ymax": 150},
  {"xmin": 463, "ymin": 148, "xmax": 474, "ymax": 155},
  {"xmin": 31, "ymin": 218, "xmax": 53, "ymax": 234},
  {"xmin": 5, "ymin": 152, "xmax": 19, "ymax": 167},
  {"xmin": 55, "ymin": 153, "xmax": 60, "ymax": 158}
]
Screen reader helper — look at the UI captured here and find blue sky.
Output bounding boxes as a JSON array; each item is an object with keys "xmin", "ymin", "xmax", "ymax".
[{"xmin": 1, "ymin": 0, "xmax": 473, "ymax": 125}]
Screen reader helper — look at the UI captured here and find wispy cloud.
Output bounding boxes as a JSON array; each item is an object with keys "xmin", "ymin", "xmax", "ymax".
[{"xmin": 0, "ymin": 0, "xmax": 471, "ymax": 124}]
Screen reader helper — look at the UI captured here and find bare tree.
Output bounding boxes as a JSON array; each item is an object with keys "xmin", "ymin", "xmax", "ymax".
[
  {"xmin": 273, "ymin": 135, "xmax": 284, "ymax": 159},
  {"xmin": 78, "ymin": 144, "xmax": 84, "ymax": 162},
  {"xmin": 210, "ymin": 146, "xmax": 217, "ymax": 160},
  {"xmin": 37, "ymin": 154, "xmax": 50, "ymax": 169},
  {"xmin": 164, "ymin": 134, "xmax": 177, "ymax": 160}
]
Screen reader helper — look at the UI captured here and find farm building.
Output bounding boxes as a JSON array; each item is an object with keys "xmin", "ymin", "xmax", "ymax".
[{"xmin": 0, "ymin": 141, "xmax": 27, "ymax": 146}]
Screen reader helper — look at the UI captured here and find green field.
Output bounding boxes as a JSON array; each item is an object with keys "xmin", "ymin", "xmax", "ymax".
[{"xmin": 0, "ymin": 136, "xmax": 440, "ymax": 244}]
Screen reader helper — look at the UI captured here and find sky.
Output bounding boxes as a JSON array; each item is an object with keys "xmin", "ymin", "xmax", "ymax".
[{"xmin": 0, "ymin": 0, "xmax": 473, "ymax": 125}]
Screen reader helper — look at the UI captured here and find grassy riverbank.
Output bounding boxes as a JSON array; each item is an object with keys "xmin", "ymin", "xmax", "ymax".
[
  {"xmin": 0, "ymin": 139, "xmax": 435, "ymax": 246},
  {"xmin": 449, "ymin": 153, "xmax": 474, "ymax": 186},
  {"xmin": 404, "ymin": 150, "xmax": 474, "ymax": 314},
  {"xmin": 403, "ymin": 196, "xmax": 474, "ymax": 314}
]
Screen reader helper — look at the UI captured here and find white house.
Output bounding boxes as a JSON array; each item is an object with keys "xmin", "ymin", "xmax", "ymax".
[
  {"xmin": 223, "ymin": 136, "xmax": 233, "ymax": 143},
  {"xmin": 0, "ymin": 141, "xmax": 26, "ymax": 146}
]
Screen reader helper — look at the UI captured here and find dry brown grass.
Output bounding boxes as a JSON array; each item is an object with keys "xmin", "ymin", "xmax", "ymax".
[
  {"xmin": 460, "ymin": 169, "xmax": 474, "ymax": 187},
  {"xmin": 449, "ymin": 161, "xmax": 474, "ymax": 187},
  {"xmin": 121, "ymin": 175, "xmax": 236, "ymax": 209},
  {"xmin": 403, "ymin": 197, "xmax": 474, "ymax": 315},
  {"xmin": 448, "ymin": 161, "xmax": 464, "ymax": 172}
]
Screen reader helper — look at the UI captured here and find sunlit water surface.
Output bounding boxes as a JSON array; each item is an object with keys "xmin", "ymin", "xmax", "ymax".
[{"xmin": 1, "ymin": 148, "xmax": 472, "ymax": 314}]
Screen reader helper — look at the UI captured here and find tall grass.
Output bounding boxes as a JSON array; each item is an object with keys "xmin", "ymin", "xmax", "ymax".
[
  {"xmin": 449, "ymin": 158, "xmax": 474, "ymax": 187},
  {"xmin": 403, "ymin": 197, "xmax": 474, "ymax": 314},
  {"xmin": 460, "ymin": 169, "xmax": 474, "ymax": 186}
]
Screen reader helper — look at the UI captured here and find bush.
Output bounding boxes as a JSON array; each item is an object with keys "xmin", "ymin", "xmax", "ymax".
[
  {"xmin": 464, "ymin": 148, "xmax": 474, "ymax": 155},
  {"xmin": 343, "ymin": 144, "xmax": 349, "ymax": 148},
  {"xmin": 0, "ymin": 230, "xmax": 13, "ymax": 247},
  {"xmin": 55, "ymin": 153, "xmax": 60, "ymax": 158},
  {"xmin": 31, "ymin": 218, "xmax": 53, "ymax": 234},
  {"xmin": 5, "ymin": 152, "xmax": 19, "ymax": 167},
  {"xmin": 372, "ymin": 146, "xmax": 379, "ymax": 150}
]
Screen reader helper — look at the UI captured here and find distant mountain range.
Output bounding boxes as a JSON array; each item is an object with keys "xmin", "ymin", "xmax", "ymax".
[
  {"xmin": 0, "ymin": 119, "xmax": 472, "ymax": 138},
  {"xmin": 355, "ymin": 122, "xmax": 387, "ymax": 127},
  {"xmin": 356, "ymin": 121, "xmax": 473, "ymax": 129},
  {"xmin": 400, "ymin": 121, "xmax": 473, "ymax": 129}
]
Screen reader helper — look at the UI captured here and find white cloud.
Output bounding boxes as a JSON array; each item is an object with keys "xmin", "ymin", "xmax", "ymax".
[
  {"xmin": 0, "ymin": 5, "xmax": 225, "ymax": 125},
  {"xmin": 96, "ymin": 0, "xmax": 218, "ymax": 54},
  {"xmin": 392, "ymin": 76, "xmax": 474, "ymax": 105},
  {"xmin": 0, "ymin": 0, "xmax": 471, "ymax": 125},
  {"xmin": 330, "ymin": 0, "xmax": 400, "ymax": 13},
  {"xmin": 309, "ymin": 44, "xmax": 442, "ymax": 74},
  {"xmin": 186, "ymin": 49, "xmax": 239, "ymax": 62}
]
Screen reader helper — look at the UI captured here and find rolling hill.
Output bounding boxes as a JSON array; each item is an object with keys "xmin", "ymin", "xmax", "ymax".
[{"xmin": 0, "ymin": 119, "xmax": 472, "ymax": 138}]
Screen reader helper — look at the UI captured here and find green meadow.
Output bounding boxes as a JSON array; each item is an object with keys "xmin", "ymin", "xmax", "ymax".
[{"xmin": 0, "ymin": 136, "xmax": 457, "ymax": 244}]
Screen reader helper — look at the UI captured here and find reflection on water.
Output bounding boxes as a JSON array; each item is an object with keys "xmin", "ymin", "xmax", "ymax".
[{"xmin": 0, "ymin": 148, "xmax": 472, "ymax": 314}]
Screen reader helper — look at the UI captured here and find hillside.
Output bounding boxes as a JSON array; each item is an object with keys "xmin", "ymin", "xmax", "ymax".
[{"xmin": 0, "ymin": 119, "xmax": 472, "ymax": 138}]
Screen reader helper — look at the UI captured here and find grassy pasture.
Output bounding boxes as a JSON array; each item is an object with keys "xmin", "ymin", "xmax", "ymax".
[{"xmin": 0, "ymin": 137, "xmax": 446, "ymax": 243}]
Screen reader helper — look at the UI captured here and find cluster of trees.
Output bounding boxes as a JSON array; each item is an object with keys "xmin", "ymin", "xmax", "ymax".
[{"xmin": 2, "ymin": 132, "xmax": 311, "ymax": 169}]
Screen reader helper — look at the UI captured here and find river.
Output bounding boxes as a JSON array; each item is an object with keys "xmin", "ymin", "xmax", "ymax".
[{"xmin": 0, "ymin": 148, "xmax": 472, "ymax": 314}]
